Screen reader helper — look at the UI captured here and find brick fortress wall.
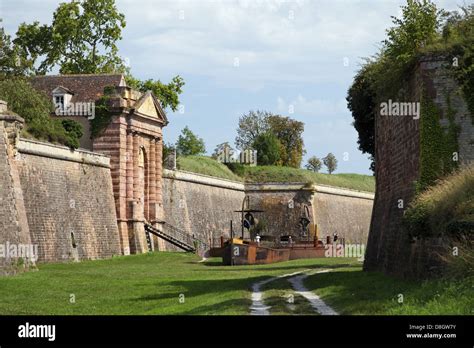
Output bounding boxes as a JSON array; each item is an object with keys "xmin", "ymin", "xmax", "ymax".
[
  {"xmin": 0, "ymin": 107, "xmax": 33, "ymax": 275},
  {"xmin": 16, "ymin": 139, "xmax": 121, "ymax": 262},
  {"xmin": 162, "ymin": 170, "xmax": 374, "ymax": 249},
  {"xmin": 0, "ymin": 104, "xmax": 121, "ymax": 267},
  {"xmin": 364, "ymin": 56, "xmax": 474, "ymax": 278}
]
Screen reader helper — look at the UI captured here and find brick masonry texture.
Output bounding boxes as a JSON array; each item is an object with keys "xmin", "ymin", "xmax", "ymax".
[
  {"xmin": 0, "ymin": 118, "xmax": 33, "ymax": 275},
  {"xmin": 31, "ymin": 76, "xmax": 168, "ymax": 257},
  {"xmin": 0, "ymin": 123, "xmax": 122, "ymax": 266},
  {"xmin": 15, "ymin": 140, "xmax": 121, "ymax": 262},
  {"xmin": 364, "ymin": 56, "xmax": 474, "ymax": 278},
  {"xmin": 162, "ymin": 171, "xmax": 245, "ymax": 250},
  {"xmin": 162, "ymin": 170, "xmax": 374, "ymax": 249}
]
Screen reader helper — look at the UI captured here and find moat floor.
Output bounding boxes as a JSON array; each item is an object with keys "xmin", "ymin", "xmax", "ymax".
[{"xmin": 0, "ymin": 253, "xmax": 471, "ymax": 315}]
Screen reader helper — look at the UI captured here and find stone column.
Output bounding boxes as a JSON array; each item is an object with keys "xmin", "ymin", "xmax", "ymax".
[
  {"xmin": 154, "ymin": 137, "xmax": 166, "ymax": 251},
  {"xmin": 118, "ymin": 130, "xmax": 134, "ymax": 256},
  {"xmin": 130, "ymin": 132, "xmax": 147, "ymax": 253},
  {"xmin": 148, "ymin": 139, "xmax": 156, "ymax": 221},
  {"xmin": 132, "ymin": 132, "xmax": 140, "ymax": 200},
  {"xmin": 155, "ymin": 137, "xmax": 163, "ymax": 213},
  {"xmin": 132, "ymin": 200, "xmax": 147, "ymax": 253},
  {"xmin": 126, "ymin": 131, "xmax": 134, "ymax": 211}
]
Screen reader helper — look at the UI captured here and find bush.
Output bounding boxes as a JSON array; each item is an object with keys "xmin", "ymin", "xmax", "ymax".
[
  {"xmin": 226, "ymin": 162, "xmax": 245, "ymax": 176},
  {"xmin": 61, "ymin": 119, "xmax": 84, "ymax": 149},
  {"xmin": 0, "ymin": 77, "xmax": 83, "ymax": 149}
]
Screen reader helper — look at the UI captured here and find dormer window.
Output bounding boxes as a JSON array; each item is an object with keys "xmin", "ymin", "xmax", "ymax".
[
  {"xmin": 55, "ymin": 95, "xmax": 64, "ymax": 109},
  {"xmin": 52, "ymin": 86, "xmax": 73, "ymax": 114}
]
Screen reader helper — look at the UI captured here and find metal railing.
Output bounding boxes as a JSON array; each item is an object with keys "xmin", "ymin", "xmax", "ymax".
[{"xmin": 146, "ymin": 221, "xmax": 209, "ymax": 252}]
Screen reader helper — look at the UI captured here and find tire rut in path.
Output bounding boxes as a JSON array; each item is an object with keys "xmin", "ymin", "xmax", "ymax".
[
  {"xmin": 250, "ymin": 270, "xmax": 309, "ymax": 315},
  {"xmin": 250, "ymin": 269, "xmax": 339, "ymax": 315},
  {"xmin": 287, "ymin": 270, "xmax": 339, "ymax": 315}
]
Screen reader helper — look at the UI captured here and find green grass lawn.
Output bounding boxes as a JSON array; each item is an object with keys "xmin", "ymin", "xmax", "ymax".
[
  {"xmin": 240, "ymin": 165, "xmax": 375, "ymax": 192},
  {"xmin": 304, "ymin": 266, "xmax": 474, "ymax": 315},
  {"xmin": 0, "ymin": 252, "xmax": 469, "ymax": 315},
  {"xmin": 177, "ymin": 156, "xmax": 244, "ymax": 182},
  {"xmin": 0, "ymin": 253, "xmax": 352, "ymax": 315},
  {"xmin": 177, "ymin": 155, "xmax": 375, "ymax": 192}
]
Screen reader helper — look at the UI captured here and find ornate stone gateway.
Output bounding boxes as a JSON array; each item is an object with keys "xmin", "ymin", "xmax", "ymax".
[
  {"xmin": 93, "ymin": 88, "xmax": 168, "ymax": 255},
  {"xmin": 31, "ymin": 75, "xmax": 168, "ymax": 256}
]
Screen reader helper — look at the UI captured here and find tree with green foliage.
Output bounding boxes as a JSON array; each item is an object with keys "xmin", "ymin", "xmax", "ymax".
[
  {"xmin": 0, "ymin": 20, "xmax": 33, "ymax": 76},
  {"xmin": 323, "ymin": 153, "xmax": 337, "ymax": 174},
  {"xmin": 212, "ymin": 142, "xmax": 234, "ymax": 160},
  {"xmin": 347, "ymin": 0, "xmax": 454, "ymax": 173},
  {"xmin": 10, "ymin": 0, "xmax": 185, "ymax": 112},
  {"xmin": 60, "ymin": 119, "xmax": 84, "ymax": 149},
  {"xmin": 125, "ymin": 75, "xmax": 185, "ymax": 112},
  {"xmin": 176, "ymin": 126, "xmax": 206, "ymax": 156},
  {"xmin": 384, "ymin": 0, "xmax": 440, "ymax": 66},
  {"xmin": 162, "ymin": 141, "xmax": 175, "ymax": 165},
  {"xmin": 252, "ymin": 132, "xmax": 281, "ymax": 166},
  {"xmin": 235, "ymin": 110, "xmax": 271, "ymax": 150},
  {"xmin": 305, "ymin": 156, "xmax": 322, "ymax": 172},
  {"xmin": 13, "ymin": 0, "xmax": 126, "ymax": 74},
  {"xmin": 0, "ymin": 77, "xmax": 83, "ymax": 149},
  {"xmin": 266, "ymin": 115, "xmax": 305, "ymax": 168},
  {"xmin": 346, "ymin": 63, "xmax": 376, "ymax": 172},
  {"xmin": 235, "ymin": 111, "xmax": 305, "ymax": 168}
]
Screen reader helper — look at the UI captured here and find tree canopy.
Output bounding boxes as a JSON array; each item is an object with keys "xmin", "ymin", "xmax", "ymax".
[
  {"xmin": 13, "ymin": 0, "xmax": 126, "ymax": 74},
  {"xmin": 323, "ymin": 153, "xmax": 338, "ymax": 174},
  {"xmin": 235, "ymin": 110, "xmax": 305, "ymax": 168},
  {"xmin": 3, "ymin": 0, "xmax": 185, "ymax": 113},
  {"xmin": 176, "ymin": 126, "xmax": 206, "ymax": 156},
  {"xmin": 305, "ymin": 156, "xmax": 322, "ymax": 173},
  {"xmin": 252, "ymin": 132, "xmax": 281, "ymax": 166},
  {"xmin": 235, "ymin": 110, "xmax": 271, "ymax": 150},
  {"xmin": 266, "ymin": 115, "xmax": 305, "ymax": 168},
  {"xmin": 346, "ymin": 1, "xmax": 473, "ymax": 173}
]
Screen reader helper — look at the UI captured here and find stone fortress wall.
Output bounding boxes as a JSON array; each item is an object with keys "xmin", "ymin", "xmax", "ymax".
[
  {"xmin": 162, "ymin": 169, "xmax": 374, "ymax": 249},
  {"xmin": 16, "ymin": 139, "xmax": 121, "ymax": 262},
  {"xmin": 364, "ymin": 56, "xmax": 474, "ymax": 278},
  {"xmin": 1, "ymin": 100, "xmax": 374, "ymax": 272},
  {"xmin": 0, "ymin": 103, "xmax": 121, "ymax": 274}
]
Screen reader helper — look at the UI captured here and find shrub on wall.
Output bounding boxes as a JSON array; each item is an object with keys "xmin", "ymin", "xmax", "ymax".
[{"xmin": 89, "ymin": 86, "xmax": 116, "ymax": 139}]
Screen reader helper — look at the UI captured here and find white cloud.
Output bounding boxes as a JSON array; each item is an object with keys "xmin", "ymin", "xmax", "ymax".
[{"xmin": 277, "ymin": 95, "xmax": 348, "ymax": 118}]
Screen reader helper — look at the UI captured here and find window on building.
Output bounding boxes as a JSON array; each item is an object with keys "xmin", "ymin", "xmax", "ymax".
[{"xmin": 55, "ymin": 95, "xmax": 64, "ymax": 110}]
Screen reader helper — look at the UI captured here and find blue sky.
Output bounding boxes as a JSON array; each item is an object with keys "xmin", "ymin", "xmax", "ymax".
[{"xmin": 0, "ymin": 0, "xmax": 462, "ymax": 174}]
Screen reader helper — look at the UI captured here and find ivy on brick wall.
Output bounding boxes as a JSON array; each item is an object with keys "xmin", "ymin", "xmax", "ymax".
[
  {"xmin": 89, "ymin": 86, "xmax": 115, "ymax": 139},
  {"xmin": 418, "ymin": 92, "xmax": 459, "ymax": 191}
]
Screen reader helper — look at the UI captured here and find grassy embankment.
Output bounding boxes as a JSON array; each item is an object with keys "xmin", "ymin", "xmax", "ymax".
[{"xmin": 177, "ymin": 155, "xmax": 375, "ymax": 192}]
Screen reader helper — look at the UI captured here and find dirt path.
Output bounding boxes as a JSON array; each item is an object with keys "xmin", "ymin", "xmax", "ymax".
[
  {"xmin": 250, "ymin": 269, "xmax": 338, "ymax": 315},
  {"xmin": 250, "ymin": 270, "xmax": 309, "ymax": 315},
  {"xmin": 287, "ymin": 270, "xmax": 339, "ymax": 315}
]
